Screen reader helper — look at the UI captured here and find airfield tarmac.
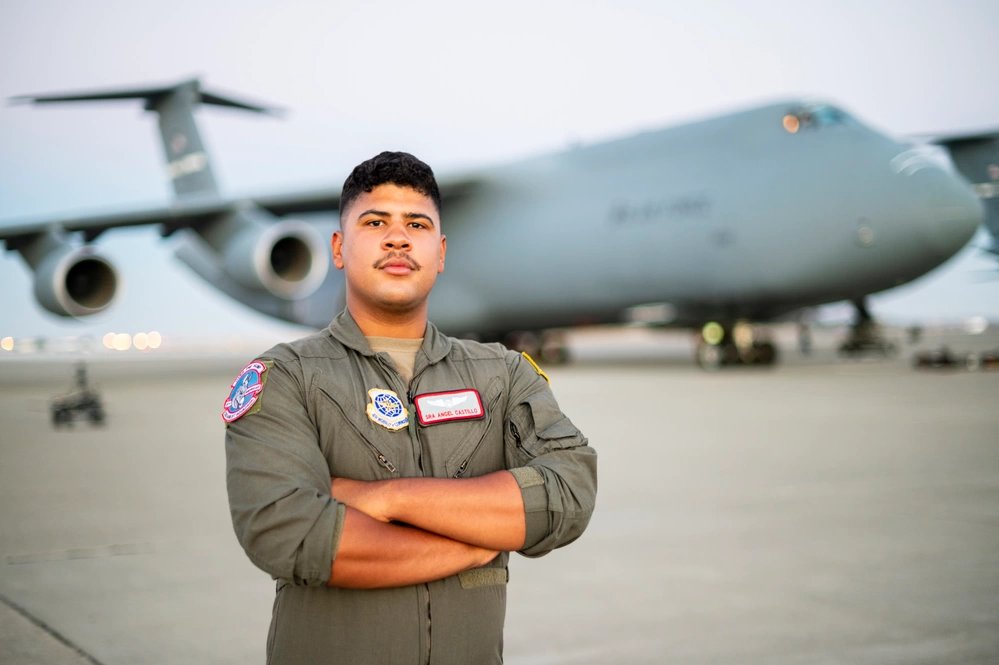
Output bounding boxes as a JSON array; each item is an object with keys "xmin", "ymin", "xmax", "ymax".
[{"xmin": 1, "ymin": 326, "xmax": 997, "ymax": 665}]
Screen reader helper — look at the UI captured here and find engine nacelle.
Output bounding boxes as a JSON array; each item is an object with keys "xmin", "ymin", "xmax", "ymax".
[
  {"xmin": 16, "ymin": 232, "xmax": 119, "ymax": 317},
  {"xmin": 198, "ymin": 210, "xmax": 328, "ymax": 300}
]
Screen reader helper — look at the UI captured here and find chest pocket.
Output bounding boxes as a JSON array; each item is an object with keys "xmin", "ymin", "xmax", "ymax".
[
  {"xmin": 313, "ymin": 382, "xmax": 411, "ymax": 480},
  {"xmin": 420, "ymin": 378, "xmax": 504, "ymax": 479}
]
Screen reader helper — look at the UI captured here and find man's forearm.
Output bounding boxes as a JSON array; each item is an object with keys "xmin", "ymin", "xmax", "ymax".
[
  {"xmin": 328, "ymin": 507, "xmax": 498, "ymax": 589},
  {"xmin": 332, "ymin": 471, "xmax": 527, "ymax": 552}
]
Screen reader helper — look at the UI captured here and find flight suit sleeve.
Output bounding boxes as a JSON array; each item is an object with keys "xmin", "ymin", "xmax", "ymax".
[
  {"xmin": 224, "ymin": 355, "xmax": 345, "ymax": 586},
  {"xmin": 504, "ymin": 354, "xmax": 597, "ymax": 558}
]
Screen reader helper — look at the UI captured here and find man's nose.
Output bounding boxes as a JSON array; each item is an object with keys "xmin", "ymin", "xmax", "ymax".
[{"xmin": 382, "ymin": 228, "xmax": 411, "ymax": 250}]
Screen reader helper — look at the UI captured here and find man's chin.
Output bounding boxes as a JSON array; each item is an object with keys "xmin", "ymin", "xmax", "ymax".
[{"xmin": 368, "ymin": 294, "xmax": 428, "ymax": 316}]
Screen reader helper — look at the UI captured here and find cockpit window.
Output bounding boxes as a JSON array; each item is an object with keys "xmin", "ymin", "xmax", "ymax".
[{"xmin": 782, "ymin": 104, "xmax": 850, "ymax": 133}]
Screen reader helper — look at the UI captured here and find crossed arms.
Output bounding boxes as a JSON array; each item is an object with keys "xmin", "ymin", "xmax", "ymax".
[
  {"xmin": 328, "ymin": 470, "xmax": 526, "ymax": 589},
  {"xmin": 226, "ymin": 353, "xmax": 596, "ymax": 590}
]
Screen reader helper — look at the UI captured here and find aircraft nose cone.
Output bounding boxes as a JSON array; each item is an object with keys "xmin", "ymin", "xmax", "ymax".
[
  {"xmin": 921, "ymin": 172, "xmax": 983, "ymax": 260},
  {"xmin": 890, "ymin": 142, "xmax": 984, "ymax": 261}
]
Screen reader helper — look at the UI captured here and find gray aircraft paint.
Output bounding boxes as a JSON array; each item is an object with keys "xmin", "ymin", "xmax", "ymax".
[
  {"xmin": 426, "ymin": 104, "xmax": 981, "ymax": 333},
  {"xmin": 933, "ymin": 132, "xmax": 999, "ymax": 256}
]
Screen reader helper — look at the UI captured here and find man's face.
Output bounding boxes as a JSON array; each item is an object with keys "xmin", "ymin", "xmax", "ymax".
[{"xmin": 332, "ymin": 183, "xmax": 446, "ymax": 320}]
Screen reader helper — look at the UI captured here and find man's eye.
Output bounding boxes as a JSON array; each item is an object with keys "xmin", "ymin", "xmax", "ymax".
[{"xmin": 364, "ymin": 220, "xmax": 383, "ymax": 227}]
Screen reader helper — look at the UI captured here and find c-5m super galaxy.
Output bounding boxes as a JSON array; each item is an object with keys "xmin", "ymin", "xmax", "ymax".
[{"xmin": 2, "ymin": 78, "xmax": 996, "ymax": 367}]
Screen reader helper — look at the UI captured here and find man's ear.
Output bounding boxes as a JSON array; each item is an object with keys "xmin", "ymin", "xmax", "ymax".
[
  {"xmin": 438, "ymin": 235, "xmax": 447, "ymax": 273},
  {"xmin": 331, "ymin": 231, "xmax": 345, "ymax": 270}
]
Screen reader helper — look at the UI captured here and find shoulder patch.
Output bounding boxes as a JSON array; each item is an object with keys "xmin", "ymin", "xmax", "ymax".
[
  {"xmin": 521, "ymin": 352, "xmax": 550, "ymax": 383},
  {"xmin": 222, "ymin": 360, "xmax": 270, "ymax": 424}
]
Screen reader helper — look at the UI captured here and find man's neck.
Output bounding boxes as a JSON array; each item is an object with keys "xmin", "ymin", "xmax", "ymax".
[{"xmin": 348, "ymin": 305, "xmax": 427, "ymax": 339}]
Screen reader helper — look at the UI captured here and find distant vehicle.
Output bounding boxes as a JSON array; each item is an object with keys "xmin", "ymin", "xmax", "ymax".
[
  {"xmin": 912, "ymin": 346, "xmax": 965, "ymax": 369},
  {"xmin": 2, "ymin": 78, "xmax": 995, "ymax": 368},
  {"xmin": 911, "ymin": 346, "xmax": 999, "ymax": 371},
  {"xmin": 979, "ymin": 349, "xmax": 999, "ymax": 370},
  {"xmin": 51, "ymin": 364, "xmax": 105, "ymax": 427}
]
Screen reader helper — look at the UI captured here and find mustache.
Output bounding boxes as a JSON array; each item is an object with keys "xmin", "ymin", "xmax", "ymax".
[{"xmin": 373, "ymin": 252, "xmax": 421, "ymax": 271}]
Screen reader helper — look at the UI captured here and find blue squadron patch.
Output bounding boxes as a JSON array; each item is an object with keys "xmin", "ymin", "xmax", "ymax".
[
  {"xmin": 366, "ymin": 388, "xmax": 409, "ymax": 431},
  {"xmin": 222, "ymin": 360, "xmax": 268, "ymax": 424}
]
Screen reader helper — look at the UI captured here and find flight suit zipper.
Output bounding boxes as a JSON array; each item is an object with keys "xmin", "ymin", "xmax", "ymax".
[
  {"xmin": 316, "ymin": 387, "xmax": 397, "ymax": 473},
  {"xmin": 509, "ymin": 420, "xmax": 536, "ymax": 460},
  {"xmin": 451, "ymin": 389, "xmax": 501, "ymax": 477},
  {"xmin": 405, "ymin": 396, "xmax": 432, "ymax": 665},
  {"xmin": 383, "ymin": 362, "xmax": 431, "ymax": 665},
  {"xmin": 451, "ymin": 379, "xmax": 501, "ymax": 478}
]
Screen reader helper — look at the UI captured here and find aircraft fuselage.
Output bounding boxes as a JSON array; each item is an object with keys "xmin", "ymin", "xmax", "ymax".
[{"xmin": 422, "ymin": 103, "xmax": 982, "ymax": 334}]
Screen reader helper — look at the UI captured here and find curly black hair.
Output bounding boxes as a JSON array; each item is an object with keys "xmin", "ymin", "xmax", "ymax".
[{"xmin": 339, "ymin": 151, "xmax": 442, "ymax": 221}]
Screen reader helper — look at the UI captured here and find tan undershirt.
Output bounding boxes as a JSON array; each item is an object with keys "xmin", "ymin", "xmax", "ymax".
[{"xmin": 366, "ymin": 336, "xmax": 424, "ymax": 385}]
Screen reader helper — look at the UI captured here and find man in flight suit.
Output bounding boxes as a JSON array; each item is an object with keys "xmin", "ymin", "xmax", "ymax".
[{"xmin": 223, "ymin": 151, "xmax": 597, "ymax": 664}]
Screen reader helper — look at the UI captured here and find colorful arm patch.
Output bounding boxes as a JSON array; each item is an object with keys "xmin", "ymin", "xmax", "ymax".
[{"xmin": 222, "ymin": 360, "xmax": 269, "ymax": 424}]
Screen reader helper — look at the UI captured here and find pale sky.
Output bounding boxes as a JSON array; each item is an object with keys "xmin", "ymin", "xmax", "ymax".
[{"xmin": 1, "ymin": 0, "xmax": 997, "ymax": 340}]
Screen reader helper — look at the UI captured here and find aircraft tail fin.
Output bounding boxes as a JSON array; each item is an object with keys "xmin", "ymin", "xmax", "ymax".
[
  {"xmin": 932, "ymin": 130, "xmax": 999, "ymax": 260},
  {"xmin": 11, "ymin": 78, "xmax": 281, "ymax": 200}
]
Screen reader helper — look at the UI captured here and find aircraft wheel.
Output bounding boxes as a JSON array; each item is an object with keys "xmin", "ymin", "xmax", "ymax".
[
  {"xmin": 52, "ymin": 408, "xmax": 69, "ymax": 428},
  {"xmin": 539, "ymin": 330, "xmax": 570, "ymax": 364},
  {"xmin": 696, "ymin": 342, "xmax": 725, "ymax": 370},
  {"xmin": 753, "ymin": 341, "xmax": 778, "ymax": 366}
]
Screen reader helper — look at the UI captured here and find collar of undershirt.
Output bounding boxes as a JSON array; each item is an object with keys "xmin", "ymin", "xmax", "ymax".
[
  {"xmin": 365, "ymin": 336, "xmax": 424, "ymax": 354},
  {"xmin": 366, "ymin": 336, "xmax": 424, "ymax": 385}
]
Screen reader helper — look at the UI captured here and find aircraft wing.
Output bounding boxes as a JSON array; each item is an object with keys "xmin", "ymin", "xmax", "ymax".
[
  {"xmin": 251, "ymin": 189, "xmax": 342, "ymax": 216},
  {"xmin": 0, "ymin": 173, "xmax": 482, "ymax": 242},
  {"xmin": 0, "ymin": 198, "xmax": 240, "ymax": 244},
  {"xmin": 0, "ymin": 173, "xmax": 483, "ymax": 318}
]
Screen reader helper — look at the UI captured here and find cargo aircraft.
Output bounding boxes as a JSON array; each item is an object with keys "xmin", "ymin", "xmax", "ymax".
[{"xmin": 2, "ymin": 78, "xmax": 995, "ymax": 367}]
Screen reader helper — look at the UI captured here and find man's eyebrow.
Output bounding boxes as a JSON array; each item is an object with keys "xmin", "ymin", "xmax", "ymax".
[
  {"xmin": 355, "ymin": 208, "xmax": 390, "ymax": 219},
  {"xmin": 355, "ymin": 209, "xmax": 435, "ymax": 225},
  {"xmin": 403, "ymin": 212, "xmax": 435, "ymax": 225}
]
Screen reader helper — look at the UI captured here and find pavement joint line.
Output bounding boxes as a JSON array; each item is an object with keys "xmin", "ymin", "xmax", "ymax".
[
  {"xmin": 5, "ymin": 542, "xmax": 156, "ymax": 565},
  {"xmin": 0, "ymin": 591, "xmax": 105, "ymax": 665}
]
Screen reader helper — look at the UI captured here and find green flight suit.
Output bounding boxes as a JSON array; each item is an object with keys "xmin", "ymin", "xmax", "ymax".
[{"xmin": 224, "ymin": 310, "xmax": 597, "ymax": 664}]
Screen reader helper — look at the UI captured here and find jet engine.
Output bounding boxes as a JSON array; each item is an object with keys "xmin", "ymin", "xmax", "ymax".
[
  {"xmin": 13, "ymin": 230, "xmax": 118, "ymax": 317},
  {"xmin": 213, "ymin": 215, "xmax": 328, "ymax": 299}
]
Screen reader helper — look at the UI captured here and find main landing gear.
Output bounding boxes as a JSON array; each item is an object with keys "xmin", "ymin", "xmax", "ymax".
[
  {"xmin": 837, "ymin": 298, "xmax": 896, "ymax": 357},
  {"xmin": 695, "ymin": 321, "xmax": 778, "ymax": 370},
  {"xmin": 503, "ymin": 330, "xmax": 571, "ymax": 364}
]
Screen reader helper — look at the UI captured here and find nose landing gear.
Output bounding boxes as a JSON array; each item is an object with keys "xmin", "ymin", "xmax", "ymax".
[{"xmin": 837, "ymin": 298, "xmax": 896, "ymax": 357}]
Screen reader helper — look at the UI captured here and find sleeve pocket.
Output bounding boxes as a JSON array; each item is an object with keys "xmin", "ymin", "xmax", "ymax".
[{"xmin": 506, "ymin": 392, "xmax": 584, "ymax": 462}]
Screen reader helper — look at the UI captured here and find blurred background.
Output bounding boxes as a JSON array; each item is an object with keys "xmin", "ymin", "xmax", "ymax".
[
  {"xmin": 1, "ymin": 0, "xmax": 998, "ymax": 348},
  {"xmin": 2, "ymin": 4, "xmax": 998, "ymax": 663}
]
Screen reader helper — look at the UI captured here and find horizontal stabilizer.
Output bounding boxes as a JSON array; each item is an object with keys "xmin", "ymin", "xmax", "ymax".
[
  {"xmin": 10, "ymin": 78, "xmax": 284, "ymax": 199},
  {"xmin": 10, "ymin": 78, "xmax": 281, "ymax": 115}
]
